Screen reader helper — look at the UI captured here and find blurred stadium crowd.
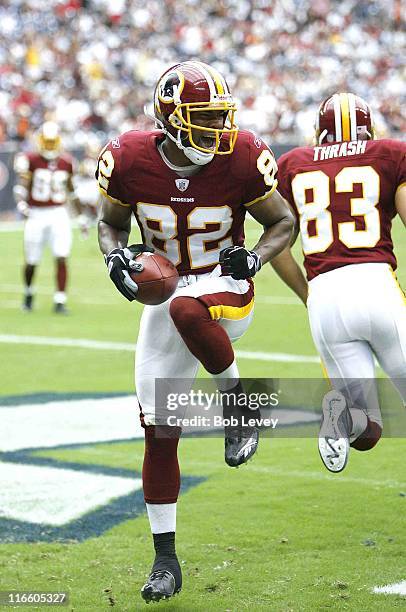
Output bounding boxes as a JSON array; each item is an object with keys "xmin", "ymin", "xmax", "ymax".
[{"xmin": 0, "ymin": 0, "xmax": 404, "ymax": 150}]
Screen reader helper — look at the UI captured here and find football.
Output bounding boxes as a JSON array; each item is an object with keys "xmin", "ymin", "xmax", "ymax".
[{"xmin": 130, "ymin": 252, "xmax": 179, "ymax": 305}]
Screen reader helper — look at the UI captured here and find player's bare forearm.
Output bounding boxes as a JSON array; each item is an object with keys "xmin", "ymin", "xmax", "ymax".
[
  {"xmin": 70, "ymin": 196, "xmax": 83, "ymax": 216},
  {"xmin": 98, "ymin": 221, "xmax": 130, "ymax": 254},
  {"xmin": 253, "ymin": 215, "xmax": 294, "ymax": 264},
  {"xmin": 249, "ymin": 190, "xmax": 295, "ymax": 264},
  {"xmin": 271, "ymin": 246, "xmax": 308, "ymax": 305},
  {"xmin": 67, "ymin": 177, "xmax": 82, "ymax": 215},
  {"xmin": 97, "ymin": 195, "xmax": 132, "ymax": 255}
]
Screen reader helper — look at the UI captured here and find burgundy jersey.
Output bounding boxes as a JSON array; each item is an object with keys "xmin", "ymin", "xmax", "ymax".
[
  {"xmin": 14, "ymin": 152, "xmax": 74, "ymax": 208},
  {"xmin": 277, "ymin": 139, "xmax": 406, "ymax": 280},
  {"xmin": 96, "ymin": 129, "xmax": 278, "ymax": 275}
]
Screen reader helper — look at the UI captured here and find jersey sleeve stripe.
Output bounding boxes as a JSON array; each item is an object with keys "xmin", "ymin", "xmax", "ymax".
[
  {"xmin": 98, "ymin": 186, "xmax": 130, "ymax": 207},
  {"xmin": 395, "ymin": 181, "xmax": 406, "ymax": 194},
  {"xmin": 243, "ymin": 181, "xmax": 278, "ymax": 207}
]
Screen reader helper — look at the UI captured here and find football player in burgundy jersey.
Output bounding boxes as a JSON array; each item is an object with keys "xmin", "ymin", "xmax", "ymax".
[
  {"xmin": 96, "ymin": 60, "xmax": 294, "ymax": 602},
  {"xmin": 272, "ymin": 93, "xmax": 406, "ymax": 473},
  {"xmin": 14, "ymin": 121, "xmax": 87, "ymax": 313}
]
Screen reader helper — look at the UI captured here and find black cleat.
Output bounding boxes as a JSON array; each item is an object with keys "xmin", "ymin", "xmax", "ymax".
[
  {"xmin": 225, "ymin": 425, "xmax": 259, "ymax": 467},
  {"xmin": 141, "ymin": 569, "xmax": 181, "ymax": 603},
  {"xmin": 22, "ymin": 294, "xmax": 33, "ymax": 311},
  {"xmin": 54, "ymin": 302, "xmax": 68, "ymax": 315},
  {"xmin": 141, "ymin": 555, "xmax": 182, "ymax": 604},
  {"xmin": 222, "ymin": 383, "xmax": 260, "ymax": 467}
]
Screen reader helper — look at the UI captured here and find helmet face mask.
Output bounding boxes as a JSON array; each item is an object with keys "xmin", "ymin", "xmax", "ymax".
[
  {"xmin": 153, "ymin": 61, "xmax": 238, "ymax": 165},
  {"xmin": 315, "ymin": 93, "xmax": 374, "ymax": 145},
  {"xmin": 172, "ymin": 103, "xmax": 237, "ymax": 154},
  {"xmin": 38, "ymin": 121, "xmax": 61, "ymax": 160}
]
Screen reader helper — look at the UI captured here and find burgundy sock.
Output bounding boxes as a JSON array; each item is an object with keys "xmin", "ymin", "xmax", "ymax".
[
  {"xmin": 56, "ymin": 259, "xmax": 67, "ymax": 292},
  {"xmin": 351, "ymin": 418, "xmax": 382, "ymax": 451},
  {"xmin": 24, "ymin": 264, "xmax": 35, "ymax": 287},
  {"xmin": 142, "ymin": 426, "xmax": 181, "ymax": 504}
]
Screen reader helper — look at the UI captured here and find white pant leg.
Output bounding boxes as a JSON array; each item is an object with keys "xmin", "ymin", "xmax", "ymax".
[
  {"xmin": 135, "ymin": 296, "xmax": 200, "ymax": 425},
  {"xmin": 368, "ymin": 270, "xmax": 406, "ymax": 404},
  {"xmin": 307, "ymin": 264, "xmax": 390, "ymax": 427},
  {"xmin": 24, "ymin": 211, "xmax": 48, "ymax": 265},
  {"xmin": 308, "ymin": 306, "xmax": 382, "ymax": 427},
  {"xmin": 49, "ymin": 207, "xmax": 72, "ymax": 258}
]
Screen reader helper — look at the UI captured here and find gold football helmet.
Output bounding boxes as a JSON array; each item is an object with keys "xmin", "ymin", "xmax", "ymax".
[
  {"xmin": 153, "ymin": 61, "xmax": 238, "ymax": 165},
  {"xmin": 38, "ymin": 121, "xmax": 61, "ymax": 160}
]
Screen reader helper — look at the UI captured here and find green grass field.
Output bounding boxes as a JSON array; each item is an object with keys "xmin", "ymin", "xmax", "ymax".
[{"xmin": 0, "ymin": 219, "xmax": 405, "ymax": 611}]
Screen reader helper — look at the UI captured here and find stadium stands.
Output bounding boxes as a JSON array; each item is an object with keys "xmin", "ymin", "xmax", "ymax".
[{"xmin": 0, "ymin": 0, "xmax": 404, "ymax": 148}]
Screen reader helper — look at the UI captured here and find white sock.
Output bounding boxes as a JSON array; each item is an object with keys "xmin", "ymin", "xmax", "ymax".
[
  {"xmin": 349, "ymin": 408, "xmax": 368, "ymax": 442},
  {"xmin": 146, "ymin": 502, "xmax": 177, "ymax": 534},
  {"xmin": 24, "ymin": 286, "xmax": 34, "ymax": 297},
  {"xmin": 212, "ymin": 360, "xmax": 240, "ymax": 392},
  {"xmin": 54, "ymin": 291, "xmax": 67, "ymax": 304}
]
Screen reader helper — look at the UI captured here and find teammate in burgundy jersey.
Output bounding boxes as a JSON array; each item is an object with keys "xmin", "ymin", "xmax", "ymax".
[
  {"xmin": 97, "ymin": 61, "xmax": 294, "ymax": 603},
  {"xmin": 277, "ymin": 138, "xmax": 403, "ymax": 280},
  {"xmin": 14, "ymin": 121, "xmax": 86, "ymax": 313},
  {"xmin": 272, "ymin": 93, "xmax": 406, "ymax": 473}
]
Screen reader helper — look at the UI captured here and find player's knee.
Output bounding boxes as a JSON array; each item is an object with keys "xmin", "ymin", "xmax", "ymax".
[
  {"xmin": 351, "ymin": 419, "xmax": 382, "ymax": 451},
  {"xmin": 144, "ymin": 425, "xmax": 181, "ymax": 456},
  {"xmin": 169, "ymin": 296, "xmax": 208, "ymax": 331}
]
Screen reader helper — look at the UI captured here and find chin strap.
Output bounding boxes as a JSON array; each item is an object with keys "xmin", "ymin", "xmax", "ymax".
[
  {"xmin": 318, "ymin": 129, "xmax": 328, "ymax": 144},
  {"xmin": 177, "ymin": 136, "xmax": 214, "ymax": 166},
  {"xmin": 41, "ymin": 150, "xmax": 59, "ymax": 160}
]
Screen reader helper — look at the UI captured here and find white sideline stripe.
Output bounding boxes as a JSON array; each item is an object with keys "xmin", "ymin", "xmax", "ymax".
[
  {"xmin": 0, "ymin": 334, "xmax": 319, "ymax": 364},
  {"xmin": 0, "ymin": 284, "xmax": 302, "ymax": 306},
  {"xmin": 236, "ymin": 349, "xmax": 319, "ymax": 364},
  {"xmin": 0, "ymin": 222, "xmax": 24, "ymax": 232},
  {"xmin": 0, "ymin": 334, "xmax": 135, "ymax": 352},
  {"xmin": 256, "ymin": 295, "xmax": 302, "ymax": 305},
  {"xmin": 185, "ymin": 460, "xmax": 406, "ymax": 489},
  {"xmin": 373, "ymin": 581, "xmax": 406, "ymax": 595}
]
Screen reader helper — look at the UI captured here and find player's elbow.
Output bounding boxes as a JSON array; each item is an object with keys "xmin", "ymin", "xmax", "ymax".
[{"xmin": 278, "ymin": 208, "xmax": 296, "ymax": 245}]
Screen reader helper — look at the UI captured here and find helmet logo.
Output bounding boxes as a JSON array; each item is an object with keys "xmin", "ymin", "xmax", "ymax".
[{"xmin": 157, "ymin": 70, "xmax": 184, "ymax": 105}]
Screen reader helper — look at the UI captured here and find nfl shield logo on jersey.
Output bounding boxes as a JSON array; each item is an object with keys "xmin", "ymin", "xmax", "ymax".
[{"xmin": 175, "ymin": 178, "xmax": 189, "ymax": 192}]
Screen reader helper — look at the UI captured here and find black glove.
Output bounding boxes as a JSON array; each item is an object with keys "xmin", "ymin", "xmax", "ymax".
[
  {"xmin": 219, "ymin": 246, "xmax": 262, "ymax": 280},
  {"xmin": 105, "ymin": 244, "xmax": 154, "ymax": 301}
]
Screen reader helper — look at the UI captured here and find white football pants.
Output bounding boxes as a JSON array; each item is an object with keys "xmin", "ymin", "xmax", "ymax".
[
  {"xmin": 24, "ymin": 206, "xmax": 72, "ymax": 264},
  {"xmin": 308, "ymin": 263, "xmax": 406, "ymax": 427}
]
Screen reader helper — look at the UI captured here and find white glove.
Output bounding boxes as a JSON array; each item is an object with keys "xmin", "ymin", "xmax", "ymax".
[
  {"xmin": 77, "ymin": 213, "xmax": 89, "ymax": 238},
  {"xmin": 16, "ymin": 201, "xmax": 30, "ymax": 218}
]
